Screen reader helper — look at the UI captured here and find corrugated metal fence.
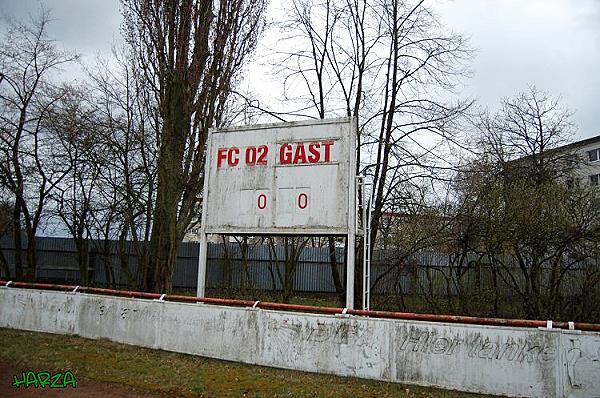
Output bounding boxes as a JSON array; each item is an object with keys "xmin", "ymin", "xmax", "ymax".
[
  {"xmin": 0, "ymin": 236, "xmax": 594, "ymax": 296},
  {"xmin": 0, "ymin": 237, "xmax": 347, "ymax": 292}
]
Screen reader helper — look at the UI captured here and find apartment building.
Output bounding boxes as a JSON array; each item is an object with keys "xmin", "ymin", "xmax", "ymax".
[{"xmin": 552, "ymin": 134, "xmax": 600, "ymax": 186}]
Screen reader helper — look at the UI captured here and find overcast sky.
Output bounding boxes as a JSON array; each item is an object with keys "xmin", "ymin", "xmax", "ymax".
[{"xmin": 1, "ymin": 0, "xmax": 599, "ymax": 139}]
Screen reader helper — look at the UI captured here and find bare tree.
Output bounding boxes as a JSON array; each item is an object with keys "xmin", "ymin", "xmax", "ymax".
[
  {"xmin": 267, "ymin": 236, "xmax": 310, "ymax": 303},
  {"xmin": 477, "ymin": 86, "xmax": 576, "ymax": 182},
  {"xmin": 366, "ymin": 0, "xmax": 471, "ymax": 253},
  {"xmin": 451, "ymin": 88, "xmax": 600, "ymax": 320},
  {"xmin": 274, "ymin": 0, "xmax": 359, "ymax": 304},
  {"xmin": 84, "ymin": 46, "xmax": 159, "ymax": 289},
  {"xmin": 46, "ymin": 86, "xmax": 101, "ymax": 285},
  {"xmin": 0, "ymin": 193, "xmax": 12, "ymax": 278},
  {"xmin": 270, "ymin": 0, "xmax": 472, "ymax": 307},
  {"xmin": 121, "ymin": 0, "xmax": 267, "ymax": 292},
  {"xmin": 0, "ymin": 10, "xmax": 78, "ymax": 280}
]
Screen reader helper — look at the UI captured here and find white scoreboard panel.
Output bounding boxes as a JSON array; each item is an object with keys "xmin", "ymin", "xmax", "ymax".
[{"xmin": 202, "ymin": 117, "xmax": 355, "ymax": 235}]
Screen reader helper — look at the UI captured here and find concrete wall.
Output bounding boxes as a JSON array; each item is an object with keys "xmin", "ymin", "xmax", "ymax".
[{"xmin": 1, "ymin": 287, "xmax": 599, "ymax": 397}]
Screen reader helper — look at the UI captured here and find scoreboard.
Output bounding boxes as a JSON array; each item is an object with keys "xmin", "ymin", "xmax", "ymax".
[{"xmin": 202, "ymin": 117, "xmax": 356, "ymax": 235}]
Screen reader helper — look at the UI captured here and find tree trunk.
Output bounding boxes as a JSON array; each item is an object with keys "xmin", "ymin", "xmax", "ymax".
[
  {"xmin": 0, "ymin": 248, "xmax": 9, "ymax": 279},
  {"xmin": 283, "ymin": 257, "xmax": 295, "ymax": 303},
  {"xmin": 145, "ymin": 76, "xmax": 189, "ymax": 293},
  {"xmin": 24, "ymin": 234, "xmax": 37, "ymax": 281},
  {"xmin": 12, "ymin": 202, "xmax": 23, "ymax": 280},
  {"xmin": 240, "ymin": 237, "xmax": 249, "ymax": 294},
  {"xmin": 146, "ymin": 205, "xmax": 179, "ymax": 293},
  {"xmin": 328, "ymin": 237, "xmax": 345, "ymax": 304},
  {"xmin": 76, "ymin": 238, "xmax": 90, "ymax": 286},
  {"xmin": 145, "ymin": 142, "xmax": 181, "ymax": 293}
]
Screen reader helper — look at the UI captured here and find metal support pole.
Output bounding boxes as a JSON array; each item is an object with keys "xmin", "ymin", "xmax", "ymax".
[
  {"xmin": 365, "ymin": 202, "xmax": 372, "ymax": 310},
  {"xmin": 196, "ymin": 131, "xmax": 213, "ymax": 298},
  {"xmin": 346, "ymin": 117, "xmax": 357, "ymax": 309},
  {"xmin": 196, "ymin": 232, "xmax": 208, "ymax": 297},
  {"xmin": 346, "ymin": 233, "xmax": 355, "ymax": 309},
  {"xmin": 362, "ymin": 181, "xmax": 368, "ymax": 311}
]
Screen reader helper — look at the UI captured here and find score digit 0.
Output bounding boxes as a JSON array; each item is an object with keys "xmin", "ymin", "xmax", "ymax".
[
  {"xmin": 256, "ymin": 192, "xmax": 309, "ymax": 210},
  {"xmin": 257, "ymin": 194, "xmax": 267, "ymax": 209},
  {"xmin": 297, "ymin": 193, "xmax": 308, "ymax": 209}
]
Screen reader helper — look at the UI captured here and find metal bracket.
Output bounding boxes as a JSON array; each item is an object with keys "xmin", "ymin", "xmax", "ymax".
[
  {"xmin": 336, "ymin": 307, "xmax": 350, "ymax": 318},
  {"xmin": 538, "ymin": 320, "xmax": 553, "ymax": 331},
  {"xmin": 72, "ymin": 286, "xmax": 80, "ymax": 293},
  {"xmin": 251, "ymin": 300, "xmax": 260, "ymax": 309},
  {"xmin": 153, "ymin": 293, "xmax": 167, "ymax": 302},
  {"xmin": 538, "ymin": 320, "xmax": 562, "ymax": 332},
  {"xmin": 2, "ymin": 280, "xmax": 13, "ymax": 288},
  {"xmin": 563, "ymin": 322, "xmax": 582, "ymax": 334}
]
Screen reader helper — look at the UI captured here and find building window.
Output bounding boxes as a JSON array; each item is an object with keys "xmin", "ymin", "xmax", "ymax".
[
  {"xmin": 588, "ymin": 148, "xmax": 600, "ymax": 162},
  {"xmin": 590, "ymin": 174, "xmax": 600, "ymax": 186}
]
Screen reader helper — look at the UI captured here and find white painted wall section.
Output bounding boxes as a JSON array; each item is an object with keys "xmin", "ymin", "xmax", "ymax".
[{"xmin": 1, "ymin": 287, "xmax": 599, "ymax": 398}]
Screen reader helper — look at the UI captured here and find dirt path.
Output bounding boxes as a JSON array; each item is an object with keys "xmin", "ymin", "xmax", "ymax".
[{"xmin": 0, "ymin": 361, "xmax": 167, "ymax": 398}]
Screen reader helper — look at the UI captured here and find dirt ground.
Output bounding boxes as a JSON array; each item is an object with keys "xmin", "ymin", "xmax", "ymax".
[{"xmin": 0, "ymin": 361, "xmax": 167, "ymax": 398}]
